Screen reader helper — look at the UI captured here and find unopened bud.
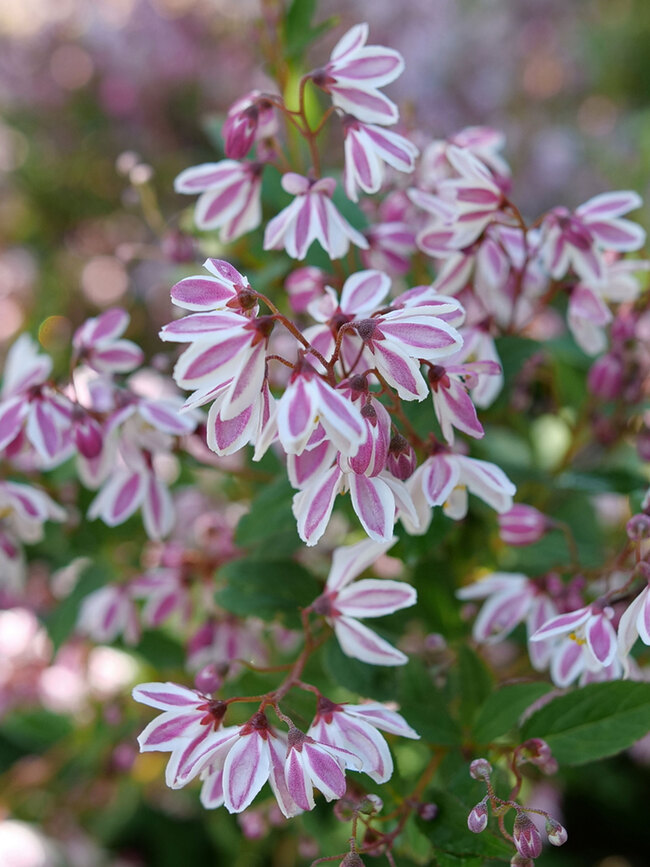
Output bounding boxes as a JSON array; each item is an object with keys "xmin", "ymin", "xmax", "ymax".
[
  {"xmin": 513, "ymin": 813, "xmax": 543, "ymax": 859},
  {"xmin": 469, "ymin": 758, "xmax": 492, "ymax": 780},
  {"xmin": 194, "ymin": 663, "xmax": 223, "ymax": 694},
  {"xmin": 498, "ymin": 505, "xmax": 547, "ymax": 547},
  {"xmin": 545, "ymin": 817, "xmax": 568, "ymax": 846},
  {"xmin": 627, "ymin": 513, "xmax": 650, "ymax": 541},
  {"xmin": 517, "ymin": 738, "xmax": 557, "ymax": 774},
  {"xmin": 418, "ymin": 801, "xmax": 439, "ymax": 821},
  {"xmin": 359, "ymin": 794, "xmax": 383, "ymax": 815},
  {"xmin": 587, "ymin": 353, "xmax": 624, "ymax": 401},
  {"xmin": 387, "ymin": 435, "xmax": 417, "ymax": 480},
  {"xmin": 467, "ymin": 801, "xmax": 488, "ymax": 833},
  {"xmin": 510, "ymin": 856, "xmax": 534, "ymax": 867}
]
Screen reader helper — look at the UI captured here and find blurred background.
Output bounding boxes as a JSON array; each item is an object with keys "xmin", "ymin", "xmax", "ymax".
[{"xmin": 1, "ymin": 1, "xmax": 649, "ymax": 865}]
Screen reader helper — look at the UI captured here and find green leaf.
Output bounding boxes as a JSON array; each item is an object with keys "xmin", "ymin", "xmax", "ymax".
[
  {"xmin": 216, "ymin": 558, "xmax": 320, "ymax": 627},
  {"xmin": 433, "ymin": 856, "xmax": 485, "ymax": 867},
  {"xmin": 473, "ymin": 682, "xmax": 554, "ymax": 744},
  {"xmin": 235, "ymin": 477, "xmax": 301, "ymax": 556},
  {"xmin": 398, "ymin": 660, "xmax": 461, "ymax": 746},
  {"xmin": 456, "ymin": 646, "xmax": 493, "ymax": 724},
  {"xmin": 0, "ymin": 709, "xmax": 73, "ymax": 751},
  {"xmin": 133, "ymin": 631, "xmax": 186, "ymax": 670},
  {"xmin": 283, "ymin": 0, "xmax": 336, "ymax": 60},
  {"xmin": 323, "ymin": 637, "xmax": 399, "ymax": 702},
  {"xmin": 521, "ymin": 681, "xmax": 650, "ymax": 765}
]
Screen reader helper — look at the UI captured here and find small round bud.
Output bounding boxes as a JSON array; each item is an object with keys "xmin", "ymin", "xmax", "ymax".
[
  {"xmin": 194, "ymin": 663, "xmax": 223, "ymax": 694},
  {"xmin": 417, "ymin": 802, "xmax": 439, "ymax": 821},
  {"xmin": 587, "ymin": 353, "xmax": 624, "ymax": 401},
  {"xmin": 545, "ymin": 817, "xmax": 568, "ymax": 846},
  {"xmin": 467, "ymin": 801, "xmax": 488, "ymax": 833},
  {"xmin": 469, "ymin": 758, "xmax": 492, "ymax": 780},
  {"xmin": 340, "ymin": 853, "xmax": 364, "ymax": 867},
  {"xmin": 513, "ymin": 812, "xmax": 543, "ymax": 859},
  {"xmin": 627, "ymin": 513, "xmax": 650, "ymax": 542},
  {"xmin": 498, "ymin": 505, "xmax": 547, "ymax": 547}
]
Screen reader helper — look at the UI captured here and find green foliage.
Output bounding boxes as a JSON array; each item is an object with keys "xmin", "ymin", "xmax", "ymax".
[
  {"xmin": 473, "ymin": 682, "xmax": 554, "ymax": 744},
  {"xmin": 521, "ymin": 682, "xmax": 650, "ymax": 765},
  {"xmin": 216, "ymin": 557, "xmax": 320, "ymax": 627},
  {"xmin": 283, "ymin": 0, "xmax": 337, "ymax": 61},
  {"xmin": 234, "ymin": 477, "xmax": 302, "ymax": 557}
]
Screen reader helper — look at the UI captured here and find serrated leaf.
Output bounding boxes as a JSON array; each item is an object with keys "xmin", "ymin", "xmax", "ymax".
[
  {"xmin": 521, "ymin": 681, "xmax": 650, "ymax": 765},
  {"xmin": 473, "ymin": 682, "xmax": 554, "ymax": 744},
  {"xmin": 216, "ymin": 558, "xmax": 319, "ymax": 627}
]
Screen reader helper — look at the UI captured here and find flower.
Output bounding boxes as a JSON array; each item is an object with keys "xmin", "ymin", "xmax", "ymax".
[
  {"xmin": 311, "ymin": 537, "xmax": 416, "ymax": 666},
  {"xmin": 174, "ymin": 160, "xmax": 263, "ymax": 240},
  {"xmin": 222, "ymin": 90, "xmax": 277, "ymax": 160},
  {"xmin": 73, "ymin": 308, "xmax": 143, "ymax": 374},
  {"xmin": 308, "ymin": 696, "xmax": 419, "ymax": 784},
  {"xmin": 312, "ymin": 23, "xmax": 405, "ymax": 125},
  {"xmin": 617, "ymin": 583, "xmax": 650, "ymax": 666},
  {"xmin": 77, "ymin": 584, "xmax": 140, "ymax": 644},
  {"xmin": 264, "ymin": 173, "xmax": 368, "ymax": 260},
  {"xmin": 428, "ymin": 360, "xmax": 501, "ymax": 444},
  {"xmin": 284, "ymin": 727, "xmax": 362, "ymax": 811},
  {"xmin": 343, "ymin": 117, "xmax": 418, "ymax": 202},
  {"xmin": 539, "ymin": 191, "xmax": 645, "ymax": 286}
]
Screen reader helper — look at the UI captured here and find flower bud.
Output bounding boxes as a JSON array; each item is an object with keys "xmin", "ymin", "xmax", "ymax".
[
  {"xmin": 498, "ymin": 505, "xmax": 547, "ymax": 547},
  {"xmin": 545, "ymin": 817, "xmax": 568, "ymax": 846},
  {"xmin": 513, "ymin": 813, "xmax": 543, "ymax": 859},
  {"xmin": 386, "ymin": 434, "xmax": 417, "ymax": 480},
  {"xmin": 510, "ymin": 856, "xmax": 535, "ymax": 867},
  {"xmin": 359, "ymin": 794, "xmax": 383, "ymax": 815},
  {"xmin": 627, "ymin": 513, "xmax": 650, "ymax": 541},
  {"xmin": 74, "ymin": 415, "xmax": 103, "ymax": 460},
  {"xmin": 340, "ymin": 853, "xmax": 364, "ymax": 867},
  {"xmin": 587, "ymin": 353, "xmax": 624, "ymax": 400},
  {"xmin": 467, "ymin": 801, "xmax": 488, "ymax": 833},
  {"xmin": 469, "ymin": 758, "xmax": 492, "ymax": 780},
  {"xmin": 418, "ymin": 802, "xmax": 439, "ymax": 821},
  {"xmin": 194, "ymin": 663, "xmax": 223, "ymax": 694}
]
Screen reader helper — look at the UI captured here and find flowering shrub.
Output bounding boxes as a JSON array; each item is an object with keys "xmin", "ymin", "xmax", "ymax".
[{"xmin": 2, "ymin": 3, "xmax": 650, "ymax": 865}]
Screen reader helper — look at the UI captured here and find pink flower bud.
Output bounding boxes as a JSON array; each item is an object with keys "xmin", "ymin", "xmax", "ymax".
[
  {"xmin": 74, "ymin": 415, "xmax": 103, "ymax": 459},
  {"xmin": 627, "ymin": 513, "xmax": 650, "ymax": 541},
  {"xmin": 386, "ymin": 434, "xmax": 417, "ymax": 480},
  {"xmin": 498, "ymin": 505, "xmax": 547, "ymax": 547},
  {"xmin": 467, "ymin": 801, "xmax": 488, "ymax": 833},
  {"xmin": 510, "ymin": 856, "xmax": 535, "ymax": 867},
  {"xmin": 194, "ymin": 663, "xmax": 222, "ymax": 694},
  {"xmin": 417, "ymin": 802, "xmax": 439, "ymax": 821},
  {"xmin": 545, "ymin": 817, "xmax": 568, "ymax": 846},
  {"xmin": 340, "ymin": 853, "xmax": 364, "ymax": 867},
  {"xmin": 513, "ymin": 813, "xmax": 542, "ymax": 859},
  {"xmin": 359, "ymin": 794, "xmax": 383, "ymax": 814},
  {"xmin": 587, "ymin": 353, "xmax": 624, "ymax": 400},
  {"xmin": 469, "ymin": 758, "xmax": 492, "ymax": 780}
]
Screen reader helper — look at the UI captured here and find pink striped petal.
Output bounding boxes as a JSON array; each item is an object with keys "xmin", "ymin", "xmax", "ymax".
[
  {"xmin": 137, "ymin": 711, "xmax": 204, "ymax": 751},
  {"xmin": 550, "ymin": 639, "xmax": 584, "ymax": 687},
  {"xmin": 300, "ymin": 742, "xmax": 346, "ymax": 801},
  {"xmin": 349, "ymin": 474, "xmax": 394, "ymax": 542},
  {"xmin": 142, "ymin": 475, "xmax": 174, "ymax": 541},
  {"xmin": 200, "ymin": 768, "xmax": 225, "ymax": 809},
  {"xmin": 530, "ymin": 606, "xmax": 591, "ymax": 641},
  {"xmin": 285, "ymin": 748, "xmax": 315, "ymax": 811},
  {"xmin": 576, "ymin": 191, "xmax": 642, "ymax": 220},
  {"xmin": 372, "ymin": 337, "xmax": 428, "ymax": 400},
  {"xmin": 333, "ymin": 615, "xmax": 408, "ymax": 666},
  {"xmin": 586, "ymin": 611, "xmax": 617, "ymax": 666},
  {"xmin": 26, "ymin": 400, "xmax": 62, "ymax": 460},
  {"xmin": 132, "ymin": 682, "xmax": 201, "ymax": 711},
  {"xmin": 223, "ymin": 733, "xmax": 271, "ymax": 813},
  {"xmin": 90, "ymin": 340, "xmax": 144, "ymax": 373},
  {"xmin": 336, "ymin": 578, "xmax": 416, "ymax": 618},
  {"xmin": 293, "ymin": 466, "xmax": 343, "ymax": 546},
  {"xmin": 342, "ymin": 703, "xmax": 420, "ymax": 738},
  {"xmin": 160, "ymin": 311, "xmax": 245, "ymax": 341},
  {"xmin": 326, "ymin": 536, "xmax": 397, "ymax": 593},
  {"xmin": 312, "ymin": 715, "xmax": 392, "ymax": 783},
  {"xmin": 0, "ymin": 397, "xmax": 27, "ymax": 450},
  {"xmin": 171, "ymin": 276, "xmax": 237, "ymax": 311},
  {"xmin": 340, "ymin": 269, "xmax": 391, "ymax": 315},
  {"xmin": 422, "ymin": 455, "xmax": 460, "ymax": 506}
]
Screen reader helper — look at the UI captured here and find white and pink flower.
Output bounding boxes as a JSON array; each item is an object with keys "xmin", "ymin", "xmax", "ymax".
[
  {"xmin": 311, "ymin": 537, "xmax": 416, "ymax": 666},
  {"xmin": 73, "ymin": 308, "xmax": 143, "ymax": 375},
  {"xmin": 343, "ymin": 117, "xmax": 418, "ymax": 202},
  {"xmin": 264, "ymin": 173, "xmax": 368, "ymax": 261}
]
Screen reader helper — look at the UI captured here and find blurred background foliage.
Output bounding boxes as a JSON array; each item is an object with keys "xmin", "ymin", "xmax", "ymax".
[{"xmin": 1, "ymin": 1, "xmax": 650, "ymax": 866}]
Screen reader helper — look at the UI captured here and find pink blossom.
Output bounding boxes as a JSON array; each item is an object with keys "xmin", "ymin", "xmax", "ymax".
[
  {"xmin": 0, "ymin": 335, "xmax": 73, "ymax": 466},
  {"xmin": 73, "ymin": 308, "xmax": 143, "ymax": 374},
  {"xmin": 186, "ymin": 616, "xmax": 267, "ymax": 675},
  {"xmin": 308, "ymin": 696, "xmax": 419, "ymax": 784},
  {"xmin": 169, "ymin": 258, "xmax": 259, "ymax": 316},
  {"xmin": 222, "ymin": 90, "xmax": 277, "ymax": 160},
  {"xmin": 77, "ymin": 584, "xmax": 140, "ymax": 645},
  {"xmin": 285, "ymin": 267, "xmax": 328, "ymax": 314},
  {"xmin": 361, "ymin": 221, "xmax": 416, "ymax": 275},
  {"xmin": 130, "ymin": 568, "xmax": 191, "ymax": 628},
  {"xmin": 428, "ymin": 360, "xmax": 501, "ymax": 444},
  {"xmin": 498, "ymin": 505, "xmax": 548, "ymax": 547},
  {"xmin": 313, "ymin": 23, "xmax": 404, "ymax": 125},
  {"xmin": 343, "ymin": 117, "xmax": 418, "ymax": 202},
  {"xmin": 539, "ymin": 191, "xmax": 645, "ymax": 286},
  {"xmin": 264, "ymin": 173, "xmax": 368, "ymax": 260},
  {"xmin": 284, "ymin": 727, "xmax": 362, "ymax": 811},
  {"xmin": 418, "ymin": 127, "xmax": 511, "ymax": 192},
  {"xmin": 311, "ymin": 537, "xmax": 416, "ymax": 666},
  {"xmin": 531, "ymin": 603, "xmax": 619, "ymax": 683},
  {"xmin": 174, "ymin": 160, "xmax": 262, "ymax": 241},
  {"xmin": 457, "ymin": 572, "xmax": 557, "ymax": 671},
  {"xmin": 406, "ymin": 452, "xmax": 516, "ymax": 530}
]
